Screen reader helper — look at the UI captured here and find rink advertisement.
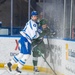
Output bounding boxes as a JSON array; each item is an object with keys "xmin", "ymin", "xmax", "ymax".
[
  {"xmin": 0, "ymin": 37, "xmax": 75, "ymax": 75},
  {"xmin": 48, "ymin": 39, "xmax": 65, "ymax": 75},
  {"xmin": 65, "ymin": 42, "xmax": 75, "ymax": 75},
  {"xmin": 48, "ymin": 39, "xmax": 75, "ymax": 75}
]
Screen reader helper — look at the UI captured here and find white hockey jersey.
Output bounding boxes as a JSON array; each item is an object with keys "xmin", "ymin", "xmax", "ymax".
[{"xmin": 20, "ymin": 19, "xmax": 39, "ymax": 43}]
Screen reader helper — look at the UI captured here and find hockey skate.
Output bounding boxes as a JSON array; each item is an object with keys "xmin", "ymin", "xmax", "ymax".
[
  {"xmin": 33, "ymin": 67, "xmax": 40, "ymax": 75},
  {"xmin": 15, "ymin": 67, "xmax": 22, "ymax": 75},
  {"xmin": 4, "ymin": 62, "xmax": 15, "ymax": 75},
  {"xmin": 34, "ymin": 67, "xmax": 39, "ymax": 72},
  {"xmin": 4, "ymin": 62, "xmax": 12, "ymax": 72}
]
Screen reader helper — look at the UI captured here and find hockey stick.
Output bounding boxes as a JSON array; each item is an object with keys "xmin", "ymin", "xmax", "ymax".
[
  {"xmin": 36, "ymin": 50, "xmax": 57, "ymax": 75},
  {"xmin": 46, "ymin": 34, "xmax": 56, "ymax": 75}
]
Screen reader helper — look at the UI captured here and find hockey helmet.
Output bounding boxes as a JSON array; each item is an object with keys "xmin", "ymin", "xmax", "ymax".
[
  {"xmin": 40, "ymin": 19, "xmax": 47, "ymax": 26},
  {"xmin": 31, "ymin": 11, "xmax": 38, "ymax": 16}
]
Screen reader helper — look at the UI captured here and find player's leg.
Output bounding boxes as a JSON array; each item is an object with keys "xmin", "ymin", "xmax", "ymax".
[
  {"xmin": 15, "ymin": 37, "xmax": 31, "ymax": 74},
  {"xmin": 32, "ymin": 49, "xmax": 40, "ymax": 72},
  {"xmin": 15, "ymin": 54, "xmax": 30, "ymax": 74},
  {"xmin": 32, "ymin": 42, "xmax": 45, "ymax": 72},
  {"xmin": 4, "ymin": 53, "xmax": 23, "ymax": 71},
  {"xmin": 4, "ymin": 39, "xmax": 23, "ymax": 72}
]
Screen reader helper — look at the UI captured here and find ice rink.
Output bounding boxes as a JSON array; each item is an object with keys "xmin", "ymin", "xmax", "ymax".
[{"xmin": 0, "ymin": 69, "xmax": 50, "ymax": 75}]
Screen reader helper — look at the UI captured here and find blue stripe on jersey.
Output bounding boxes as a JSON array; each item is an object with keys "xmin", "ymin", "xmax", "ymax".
[
  {"xmin": 29, "ymin": 21, "xmax": 33, "ymax": 29},
  {"xmin": 23, "ymin": 27, "xmax": 27, "ymax": 31},
  {"xmin": 25, "ymin": 33, "xmax": 32, "ymax": 40},
  {"xmin": 32, "ymin": 34, "xmax": 36, "ymax": 39},
  {"xmin": 19, "ymin": 60, "xmax": 25, "ymax": 65},
  {"xmin": 13, "ymin": 56, "xmax": 19, "ymax": 62}
]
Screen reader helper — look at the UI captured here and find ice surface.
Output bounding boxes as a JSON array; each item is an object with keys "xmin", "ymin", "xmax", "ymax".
[{"xmin": 0, "ymin": 69, "xmax": 50, "ymax": 75}]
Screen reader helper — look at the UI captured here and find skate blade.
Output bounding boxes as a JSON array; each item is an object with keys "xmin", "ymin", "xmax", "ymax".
[
  {"xmin": 4, "ymin": 64, "xmax": 11, "ymax": 72},
  {"xmin": 15, "ymin": 72, "xmax": 21, "ymax": 75},
  {"xmin": 34, "ymin": 70, "xmax": 40, "ymax": 73},
  {"xmin": 4, "ymin": 65, "xmax": 15, "ymax": 75}
]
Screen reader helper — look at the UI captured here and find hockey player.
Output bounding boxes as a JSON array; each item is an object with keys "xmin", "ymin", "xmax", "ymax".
[
  {"xmin": 37, "ymin": 12, "xmax": 43, "ymax": 26},
  {"xmin": 4, "ymin": 11, "xmax": 40, "ymax": 75},
  {"xmin": 32, "ymin": 19, "xmax": 50, "ymax": 72}
]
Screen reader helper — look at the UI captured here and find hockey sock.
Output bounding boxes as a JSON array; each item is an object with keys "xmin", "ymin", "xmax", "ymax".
[
  {"xmin": 34, "ymin": 66, "xmax": 38, "ymax": 70},
  {"xmin": 33, "ymin": 60, "xmax": 37, "ymax": 66},
  {"xmin": 17, "ymin": 61, "xmax": 24, "ymax": 69},
  {"xmin": 33, "ymin": 57, "xmax": 38, "ymax": 66},
  {"xmin": 17, "ymin": 54, "xmax": 30, "ymax": 69},
  {"xmin": 10, "ymin": 53, "xmax": 23, "ymax": 65}
]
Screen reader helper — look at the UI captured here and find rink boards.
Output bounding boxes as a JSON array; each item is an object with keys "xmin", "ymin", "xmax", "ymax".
[{"xmin": 0, "ymin": 37, "xmax": 75, "ymax": 75}]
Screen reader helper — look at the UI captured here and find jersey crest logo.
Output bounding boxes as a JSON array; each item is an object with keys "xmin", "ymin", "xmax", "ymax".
[{"xmin": 33, "ymin": 24, "xmax": 36, "ymax": 27}]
